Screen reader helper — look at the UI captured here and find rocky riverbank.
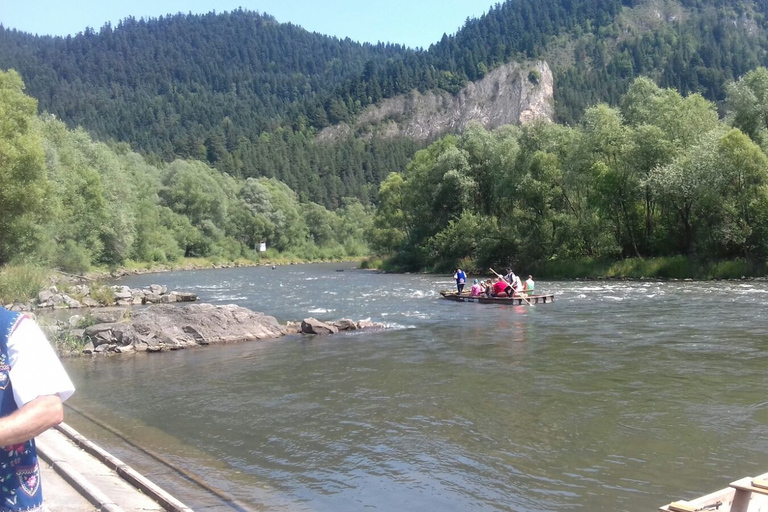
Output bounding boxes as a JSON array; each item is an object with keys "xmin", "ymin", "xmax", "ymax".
[
  {"xmin": 44, "ymin": 303, "xmax": 385, "ymax": 356},
  {"xmin": 6, "ymin": 284, "xmax": 198, "ymax": 311}
]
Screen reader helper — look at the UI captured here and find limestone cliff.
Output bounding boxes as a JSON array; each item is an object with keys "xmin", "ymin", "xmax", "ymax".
[{"xmin": 318, "ymin": 60, "xmax": 554, "ymax": 143}]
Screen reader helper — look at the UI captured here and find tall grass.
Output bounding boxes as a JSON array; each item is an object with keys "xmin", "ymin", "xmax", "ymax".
[
  {"xmin": 534, "ymin": 256, "xmax": 766, "ymax": 280},
  {"xmin": 0, "ymin": 265, "xmax": 50, "ymax": 304}
]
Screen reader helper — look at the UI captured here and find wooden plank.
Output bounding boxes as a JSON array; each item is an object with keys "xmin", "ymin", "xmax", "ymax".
[{"xmin": 667, "ymin": 501, "xmax": 697, "ymax": 512}]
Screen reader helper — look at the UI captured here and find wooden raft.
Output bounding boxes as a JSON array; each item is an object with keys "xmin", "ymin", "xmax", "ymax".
[
  {"xmin": 660, "ymin": 473, "xmax": 768, "ymax": 512},
  {"xmin": 440, "ymin": 291, "xmax": 554, "ymax": 305}
]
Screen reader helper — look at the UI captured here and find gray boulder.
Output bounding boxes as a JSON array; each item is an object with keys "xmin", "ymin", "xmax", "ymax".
[
  {"xmin": 62, "ymin": 295, "xmax": 82, "ymax": 309},
  {"xmin": 147, "ymin": 284, "xmax": 167, "ymax": 295},
  {"xmin": 301, "ymin": 318, "xmax": 339, "ymax": 335},
  {"xmin": 357, "ymin": 319, "xmax": 386, "ymax": 331},
  {"xmin": 333, "ymin": 319, "xmax": 358, "ymax": 331},
  {"xmin": 282, "ymin": 321, "xmax": 302, "ymax": 335},
  {"xmin": 90, "ymin": 308, "xmax": 128, "ymax": 324},
  {"xmin": 81, "ymin": 297, "xmax": 100, "ymax": 307},
  {"xmin": 113, "ymin": 287, "xmax": 133, "ymax": 300},
  {"xmin": 143, "ymin": 293, "xmax": 163, "ymax": 304},
  {"xmin": 84, "ymin": 323, "xmax": 122, "ymax": 347},
  {"xmin": 73, "ymin": 284, "xmax": 90, "ymax": 296}
]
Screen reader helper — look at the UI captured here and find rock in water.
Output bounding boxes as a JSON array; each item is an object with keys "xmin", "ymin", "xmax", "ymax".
[
  {"xmin": 84, "ymin": 304, "xmax": 284, "ymax": 352},
  {"xmin": 301, "ymin": 318, "xmax": 339, "ymax": 335},
  {"xmin": 333, "ymin": 319, "xmax": 358, "ymax": 331}
]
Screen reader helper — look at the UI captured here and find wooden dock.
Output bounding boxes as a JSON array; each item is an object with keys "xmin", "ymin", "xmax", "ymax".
[{"xmin": 660, "ymin": 472, "xmax": 768, "ymax": 512}]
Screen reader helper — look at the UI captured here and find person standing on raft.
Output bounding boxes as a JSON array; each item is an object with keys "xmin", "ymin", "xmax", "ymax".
[{"xmin": 454, "ymin": 268, "xmax": 467, "ymax": 295}]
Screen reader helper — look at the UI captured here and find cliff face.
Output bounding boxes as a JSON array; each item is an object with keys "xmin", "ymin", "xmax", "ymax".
[{"xmin": 318, "ymin": 60, "xmax": 554, "ymax": 143}]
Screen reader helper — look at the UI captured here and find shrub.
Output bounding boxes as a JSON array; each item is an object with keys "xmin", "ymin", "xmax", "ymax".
[
  {"xmin": 360, "ymin": 258, "xmax": 384, "ymax": 269},
  {"xmin": 89, "ymin": 283, "xmax": 115, "ymax": 306},
  {"xmin": 42, "ymin": 326, "xmax": 88, "ymax": 356},
  {"xmin": 56, "ymin": 240, "xmax": 91, "ymax": 274},
  {"xmin": 0, "ymin": 264, "xmax": 50, "ymax": 304},
  {"xmin": 708, "ymin": 259, "xmax": 750, "ymax": 279}
]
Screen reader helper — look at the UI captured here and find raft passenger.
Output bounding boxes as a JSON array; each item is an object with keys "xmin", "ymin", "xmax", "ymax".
[
  {"xmin": 453, "ymin": 268, "xmax": 467, "ymax": 295},
  {"xmin": 492, "ymin": 277, "xmax": 513, "ymax": 297},
  {"xmin": 483, "ymin": 279, "xmax": 493, "ymax": 297},
  {"xmin": 525, "ymin": 275, "xmax": 535, "ymax": 294}
]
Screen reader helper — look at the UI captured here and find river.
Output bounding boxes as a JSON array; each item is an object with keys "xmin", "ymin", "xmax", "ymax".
[{"xmin": 60, "ymin": 263, "xmax": 768, "ymax": 511}]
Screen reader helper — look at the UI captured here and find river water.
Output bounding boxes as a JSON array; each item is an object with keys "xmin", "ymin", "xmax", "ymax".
[{"xmin": 61, "ymin": 263, "xmax": 768, "ymax": 511}]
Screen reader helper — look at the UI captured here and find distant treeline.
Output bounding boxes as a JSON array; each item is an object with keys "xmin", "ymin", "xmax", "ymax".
[
  {"xmin": 369, "ymin": 71, "xmax": 768, "ymax": 272},
  {"xmin": 0, "ymin": 70, "xmax": 372, "ymax": 271},
  {"xmin": 4, "ymin": 1, "xmax": 768, "ymax": 208}
]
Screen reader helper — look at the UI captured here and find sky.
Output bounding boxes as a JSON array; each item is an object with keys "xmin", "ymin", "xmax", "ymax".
[{"xmin": 0, "ymin": 0, "xmax": 495, "ymax": 49}]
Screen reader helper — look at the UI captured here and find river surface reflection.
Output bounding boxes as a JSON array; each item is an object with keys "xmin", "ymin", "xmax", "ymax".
[{"xmin": 62, "ymin": 263, "xmax": 768, "ymax": 511}]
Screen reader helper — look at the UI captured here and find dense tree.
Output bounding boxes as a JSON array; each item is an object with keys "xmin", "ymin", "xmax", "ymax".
[
  {"xmin": 0, "ymin": 76, "xmax": 373, "ymax": 272},
  {"xmin": 0, "ymin": 70, "xmax": 47, "ymax": 264},
  {"xmin": 373, "ymin": 76, "xmax": 768, "ymax": 271}
]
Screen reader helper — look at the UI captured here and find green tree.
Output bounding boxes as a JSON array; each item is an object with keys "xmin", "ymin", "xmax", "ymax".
[
  {"xmin": 726, "ymin": 67, "xmax": 768, "ymax": 147},
  {"xmin": 0, "ymin": 70, "xmax": 47, "ymax": 263},
  {"xmin": 369, "ymin": 172, "xmax": 408, "ymax": 254}
]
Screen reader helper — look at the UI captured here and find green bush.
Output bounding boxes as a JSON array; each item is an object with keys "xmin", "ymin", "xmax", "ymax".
[
  {"xmin": 534, "ymin": 258, "xmax": 610, "ymax": 278},
  {"xmin": 56, "ymin": 240, "xmax": 91, "ymax": 274},
  {"xmin": 0, "ymin": 264, "xmax": 50, "ymax": 304},
  {"xmin": 708, "ymin": 259, "xmax": 750, "ymax": 279},
  {"xmin": 42, "ymin": 327, "xmax": 88, "ymax": 356},
  {"xmin": 89, "ymin": 283, "xmax": 115, "ymax": 306},
  {"xmin": 360, "ymin": 257, "xmax": 384, "ymax": 269}
]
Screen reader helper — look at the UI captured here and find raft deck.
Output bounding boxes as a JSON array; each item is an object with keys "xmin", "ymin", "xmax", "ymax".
[
  {"xmin": 660, "ymin": 472, "xmax": 768, "ymax": 512},
  {"xmin": 440, "ymin": 291, "xmax": 554, "ymax": 305}
]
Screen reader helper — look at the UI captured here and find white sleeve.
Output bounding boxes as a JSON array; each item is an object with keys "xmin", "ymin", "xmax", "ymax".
[{"xmin": 7, "ymin": 317, "xmax": 75, "ymax": 408}]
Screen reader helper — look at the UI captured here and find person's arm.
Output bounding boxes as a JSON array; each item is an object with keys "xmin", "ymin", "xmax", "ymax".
[{"xmin": 0, "ymin": 395, "xmax": 63, "ymax": 446}]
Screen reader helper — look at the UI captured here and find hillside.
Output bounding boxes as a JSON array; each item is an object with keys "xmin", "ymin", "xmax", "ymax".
[{"xmin": 2, "ymin": 0, "xmax": 768, "ymax": 207}]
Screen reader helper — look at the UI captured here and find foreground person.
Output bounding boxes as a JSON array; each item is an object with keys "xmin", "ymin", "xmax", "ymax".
[{"xmin": 0, "ymin": 308, "xmax": 75, "ymax": 511}]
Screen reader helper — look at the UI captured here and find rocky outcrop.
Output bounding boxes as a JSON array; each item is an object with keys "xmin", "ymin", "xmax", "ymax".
[
  {"xmin": 82, "ymin": 303, "xmax": 283, "ymax": 353},
  {"xmin": 46, "ymin": 304, "xmax": 385, "ymax": 355},
  {"xmin": 50, "ymin": 305, "xmax": 388, "ymax": 356},
  {"xmin": 317, "ymin": 60, "xmax": 554, "ymax": 143}
]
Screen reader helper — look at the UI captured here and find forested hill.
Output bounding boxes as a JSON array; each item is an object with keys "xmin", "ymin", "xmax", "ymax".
[
  {"xmin": 3, "ymin": 0, "xmax": 768, "ymax": 206},
  {"xmin": 0, "ymin": 10, "xmax": 410, "ymax": 155}
]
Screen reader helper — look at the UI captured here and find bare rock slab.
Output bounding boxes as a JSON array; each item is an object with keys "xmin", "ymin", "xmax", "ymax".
[
  {"xmin": 130, "ymin": 303, "xmax": 283, "ymax": 347},
  {"xmin": 81, "ymin": 304, "xmax": 284, "ymax": 353},
  {"xmin": 301, "ymin": 318, "xmax": 339, "ymax": 335}
]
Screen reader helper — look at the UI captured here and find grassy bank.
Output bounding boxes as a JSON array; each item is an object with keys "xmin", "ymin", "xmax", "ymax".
[
  {"xmin": 531, "ymin": 256, "xmax": 766, "ymax": 280},
  {"xmin": 362, "ymin": 255, "xmax": 768, "ymax": 280}
]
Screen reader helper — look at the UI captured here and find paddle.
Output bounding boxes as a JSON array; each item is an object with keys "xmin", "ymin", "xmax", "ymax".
[{"xmin": 489, "ymin": 267, "xmax": 533, "ymax": 306}]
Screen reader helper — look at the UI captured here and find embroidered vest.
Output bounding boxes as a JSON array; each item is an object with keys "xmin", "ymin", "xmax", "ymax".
[{"xmin": 0, "ymin": 308, "xmax": 42, "ymax": 511}]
